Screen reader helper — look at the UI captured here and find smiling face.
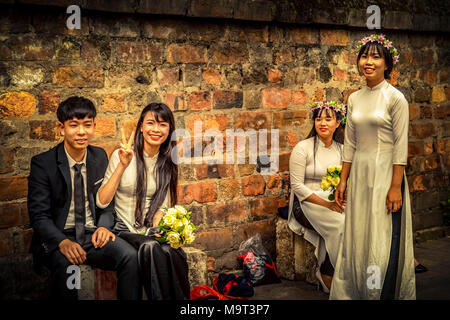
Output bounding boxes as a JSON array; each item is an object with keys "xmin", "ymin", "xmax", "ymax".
[
  {"xmin": 358, "ymin": 44, "xmax": 388, "ymax": 86},
  {"xmin": 59, "ymin": 116, "xmax": 95, "ymax": 154},
  {"xmin": 314, "ymin": 109, "xmax": 340, "ymax": 141},
  {"xmin": 140, "ymin": 111, "xmax": 170, "ymax": 153}
]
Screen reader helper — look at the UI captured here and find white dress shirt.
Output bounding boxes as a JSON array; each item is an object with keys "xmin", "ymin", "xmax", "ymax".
[{"xmin": 63, "ymin": 146, "xmax": 95, "ymax": 230}]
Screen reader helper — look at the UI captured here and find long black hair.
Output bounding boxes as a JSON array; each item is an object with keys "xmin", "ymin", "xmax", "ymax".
[
  {"xmin": 356, "ymin": 41, "xmax": 394, "ymax": 80},
  {"xmin": 305, "ymin": 106, "xmax": 345, "ymax": 179},
  {"xmin": 133, "ymin": 103, "xmax": 178, "ymax": 228}
]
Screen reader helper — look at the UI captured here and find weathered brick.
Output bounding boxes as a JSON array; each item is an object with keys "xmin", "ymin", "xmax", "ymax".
[
  {"xmin": 188, "ymin": 91, "xmax": 211, "ymax": 111},
  {"xmin": 433, "ymin": 104, "xmax": 450, "ymax": 119},
  {"xmin": 0, "ymin": 147, "xmax": 14, "ymax": 174},
  {"xmin": 188, "ymin": 0, "xmax": 233, "ymax": 19},
  {"xmin": 432, "ymin": 86, "xmax": 446, "ymax": 102},
  {"xmin": 157, "ymin": 67, "xmax": 179, "ymax": 86},
  {"xmin": 194, "ymin": 226, "xmax": 233, "ymax": 252},
  {"xmin": 202, "ymin": 68, "xmax": 221, "ymax": 85},
  {"xmin": 227, "ymin": 24, "xmax": 268, "ymax": 42},
  {"xmin": 413, "ymin": 87, "xmax": 431, "ymax": 103},
  {"xmin": 167, "ymin": 44, "xmax": 207, "ymax": 63},
  {"xmin": 218, "ymin": 179, "xmax": 240, "ymax": 201},
  {"xmin": 411, "ymin": 122, "xmax": 436, "ymax": 139},
  {"xmin": 249, "ymin": 196, "xmax": 285, "ymax": 217},
  {"xmin": 53, "ymin": 66, "xmax": 104, "ymax": 88},
  {"xmin": 103, "ymin": 93, "xmax": 125, "ymax": 113},
  {"xmin": 409, "ymin": 104, "xmax": 420, "ymax": 121},
  {"xmin": 0, "ymin": 201, "xmax": 28, "ymax": 228},
  {"xmin": 278, "ymin": 152, "xmax": 291, "ymax": 172},
  {"xmin": 210, "ymin": 43, "xmax": 248, "ymax": 64},
  {"xmin": 419, "ymin": 154, "xmax": 439, "ymax": 171},
  {"xmin": 408, "ymin": 141, "xmax": 424, "ymax": 157},
  {"xmin": 95, "ymin": 118, "xmax": 116, "ymax": 137},
  {"xmin": 0, "ymin": 175, "xmax": 28, "ymax": 201},
  {"xmin": 420, "ymin": 105, "xmax": 433, "ymax": 119},
  {"xmin": 320, "ymin": 29, "xmax": 349, "ymax": 46},
  {"xmin": 206, "ymin": 200, "xmax": 247, "ymax": 225},
  {"xmin": 268, "ymin": 69, "xmax": 282, "ymax": 83},
  {"xmin": 291, "ymin": 90, "xmax": 308, "ymax": 107},
  {"xmin": 0, "ymin": 91, "xmax": 36, "ymax": 119},
  {"xmin": 10, "ymin": 35, "xmax": 55, "ymax": 60},
  {"xmin": 204, "ymin": 114, "xmax": 231, "ymax": 132},
  {"xmin": 274, "ymin": 47, "xmax": 294, "ymax": 64},
  {"xmin": 137, "ymin": 0, "xmax": 189, "ymax": 15},
  {"xmin": 0, "ymin": 229, "xmax": 14, "ymax": 257},
  {"xmin": 29, "ymin": 120, "xmax": 59, "ymax": 141},
  {"xmin": 234, "ymin": 111, "xmax": 271, "ymax": 131},
  {"xmin": 333, "ymin": 67, "xmax": 348, "ymax": 81},
  {"xmin": 238, "ymin": 164, "xmax": 256, "ymax": 177},
  {"xmin": 285, "ymin": 27, "xmax": 319, "ymax": 44},
  {"xmin": 195, "ymin": 164, "xmax": 234, "ymax": 180},
  {"xmin": 311, "ymin": 88, "xmax": 325, "ymax": 103},
  {"xmin": 115, "ymin": 42, "xmax": 162, "ymax": 63},
  {"xmin": 165, "ymin": 92, "xmax": 186, "ymax": 111},
  {"xmin": 287, "ymin": 130, "xmax": 299, "ymax": 148},
  {"xmin": 241, "ymin": 174, "xmax": 265, "ymax": 196},
  {"xmin": 261, "ymin": 88, "xmax": 290, "ymax": 109},
  {"xmin": 273, "ymin": 110, "xmax": 307, "ymax": 129},
  {"xmin": 213, "ymin": 90, "xmax": 243, "ymax": 109},
  {"xmin": 177, "ymin": 181, "xmax": 217, "ymax": 205},
  {"xmin": 38, "ymin": 92, "xmax": 59, "ymax": 115}
]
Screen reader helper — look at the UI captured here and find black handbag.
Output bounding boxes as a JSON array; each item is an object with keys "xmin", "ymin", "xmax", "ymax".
[{"xmin": 292, "ymin": 194, "xmax": 315, "ymax": 231}]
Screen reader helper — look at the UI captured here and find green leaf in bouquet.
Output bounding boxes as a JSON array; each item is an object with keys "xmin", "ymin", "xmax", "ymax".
[
  {"xmin": 177, "ymin": 225, "xmax": 185, "ymax": 233},
  {"xmin": 155, "ymin": 236, "xmax": 167, "ymax": 244}
]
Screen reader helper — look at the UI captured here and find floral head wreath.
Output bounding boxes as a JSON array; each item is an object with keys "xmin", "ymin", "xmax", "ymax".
[
  {"xmin": 357, "ymin": 33, "xmax": 399, "ymax": 65},
  {"xmin": 311, "ymin": 101, "xmax": 347, "ymax": 125}
]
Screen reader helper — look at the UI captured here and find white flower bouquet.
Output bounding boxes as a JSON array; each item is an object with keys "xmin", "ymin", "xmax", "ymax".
[{"xmin": 148, "ymin": 205, "xmax": 196, "ymax": 249}]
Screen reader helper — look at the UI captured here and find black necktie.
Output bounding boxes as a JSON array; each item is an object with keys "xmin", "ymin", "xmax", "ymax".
[{"xmin": 73, "ymin": 163, "xmax": 86, "ymax": 244}]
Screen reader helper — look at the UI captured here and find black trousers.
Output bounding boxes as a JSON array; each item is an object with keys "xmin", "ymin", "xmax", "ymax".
[
  {"xmin": 118, "ymin": 232, "xmax": 190, "ymax": 300},
  {"xmin": 380, "ymin": 180, "xmax": 405, "ymax": 300},
  {"xmin": 45, "ymin": 228, "xmax": 142, "ymax": 300},
  {"xmin": 293, "ymin": 195, "xmax": 334, "ymax": 276}
]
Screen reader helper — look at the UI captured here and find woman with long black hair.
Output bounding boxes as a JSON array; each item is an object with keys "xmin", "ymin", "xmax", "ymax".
[
  {"xmin": 287, "ymin": 101, "xmax": 346, "ymax": 293},
  {"xmin": 330, "ymin": 34, "xmax": 416, "ymax": 300},
  {"xmin": 96, "ymin": 102, "xmax": 189, "ymax": 300}
]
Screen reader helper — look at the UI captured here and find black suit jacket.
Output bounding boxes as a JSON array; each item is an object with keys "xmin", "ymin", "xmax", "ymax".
[{"xmin": 27, "ymin": 142, "xmax": 115, "ymax": 270}]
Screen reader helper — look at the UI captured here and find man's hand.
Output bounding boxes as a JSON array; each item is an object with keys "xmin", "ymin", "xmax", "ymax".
[
  {"xmin": 58, "ymin": 239, "xmax": 86, "ymax": 265},
  {"xmin": 92, "ymin": 227, "xmax": 116, "ymax": 248}
]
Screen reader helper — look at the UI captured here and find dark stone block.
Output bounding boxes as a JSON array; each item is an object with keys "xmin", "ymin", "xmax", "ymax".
[
  {"xmin": 137, "ymin": 0, "xmax": 188, "ymax": 16},
  {"xmin": 188, "ymin": 0, "xmax": 233, "ymax": 19},
  {"xmin": 318, "ymin": 66, "xmax": 332, "ymax": 83},
  {"xmin": 234, "ymin": 0, "xmax": 276, "ymax": 22}
]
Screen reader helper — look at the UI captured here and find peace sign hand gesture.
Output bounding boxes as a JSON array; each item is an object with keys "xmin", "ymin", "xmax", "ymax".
[{"xmin": 118, "ymin": 128, "xmax": 135, "ymax": 168}]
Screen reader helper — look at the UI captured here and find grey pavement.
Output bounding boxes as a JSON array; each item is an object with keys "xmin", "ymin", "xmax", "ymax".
[{"xmin": 252, "ymin": 236, "xmax": 450, "ymax": 300}]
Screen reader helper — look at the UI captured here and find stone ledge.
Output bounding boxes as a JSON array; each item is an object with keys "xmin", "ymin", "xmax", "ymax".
[
  {"xmin": 1, "ymin": 0, "xmax": 448, "ymax": 32},
  {"xmin": 79, "ymin": 246, "xmax": 208, "ymax": 300},
  {"xmin": 275, "ymin": 218, "xmax": 317, "ymax": 284}
]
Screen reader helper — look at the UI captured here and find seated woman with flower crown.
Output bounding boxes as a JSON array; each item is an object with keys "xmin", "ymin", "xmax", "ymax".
[{"xmin": 287, "ymin": 101, "xmax": 346, "ymax": 294}]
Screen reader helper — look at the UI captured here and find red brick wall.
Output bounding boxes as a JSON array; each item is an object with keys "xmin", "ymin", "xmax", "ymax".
[{"xmin": 0, "ymin": 2, "xmax": 449, "ymax": 298}]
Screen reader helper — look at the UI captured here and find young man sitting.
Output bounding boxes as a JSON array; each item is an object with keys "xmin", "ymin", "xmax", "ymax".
[{"xmin": 27, "ymin": 96, "xmax": 141, "ymax": 300}]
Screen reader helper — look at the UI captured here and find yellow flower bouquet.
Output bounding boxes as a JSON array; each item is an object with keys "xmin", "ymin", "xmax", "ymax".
[
  {"xmin": 149, "ymin": 205, "xmax": 196, "ymax": 249},
  {"xmin": 320, "ymin": 165, "xmax": 342, "ymax": 201}
]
